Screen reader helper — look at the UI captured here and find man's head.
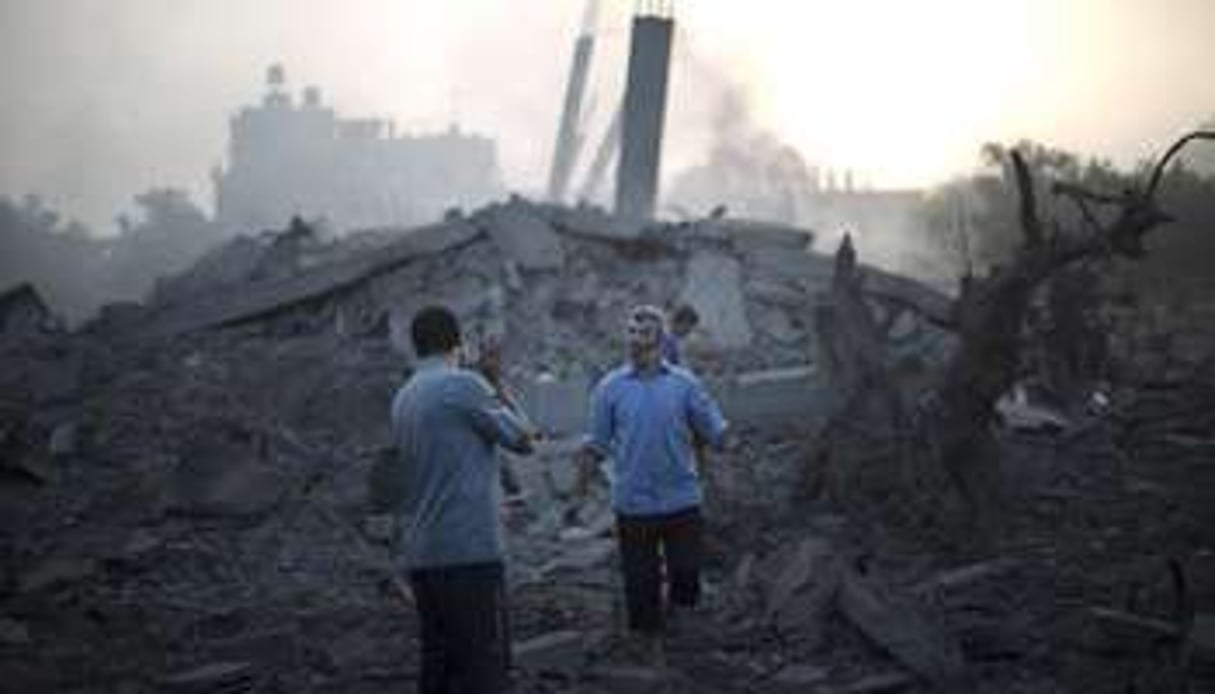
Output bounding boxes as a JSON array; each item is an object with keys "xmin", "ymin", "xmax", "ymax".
[
  {"xmin": 411, "ymin": 305, "xmax": 462, "ymax": 359},
  {"xmin": 670, "ymin": 304, "xmax": 700, "ymax": 339},
  {"xmin": 626, "ymin": 305, "xmax": 665, "ymax": 368}
]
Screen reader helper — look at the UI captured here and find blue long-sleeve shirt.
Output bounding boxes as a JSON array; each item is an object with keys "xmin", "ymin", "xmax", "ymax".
[
  {"xmin": 586, "ymin": 361, "xmax": 728, "ymax": 515},
  {"xmin": 390, "ymin": 357, "xmax": 533, "ymax": 569}
]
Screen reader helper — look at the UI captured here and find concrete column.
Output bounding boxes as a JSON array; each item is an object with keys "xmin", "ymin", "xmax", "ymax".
[{"xmin": 614, "ymin": 13, "xmax": 674, "ymax": 220}]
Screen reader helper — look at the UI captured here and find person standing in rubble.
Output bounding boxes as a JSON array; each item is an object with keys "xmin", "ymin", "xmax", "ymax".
[
  {"xmin": 388, "ymin": 305, "xmax": 537, "ymax": 694},
  {"xmin": 659, "ymin": 303, "xmax": 700, "ymax": 367},
  {"xmin": 576, "ymin": 305, "xmax": 729, "ymax": 658}
]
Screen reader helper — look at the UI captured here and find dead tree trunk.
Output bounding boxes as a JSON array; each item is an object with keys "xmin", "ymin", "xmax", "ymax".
[{"xmin": 808, "ymin": 234, "xmax": 915, "ymax": 504}]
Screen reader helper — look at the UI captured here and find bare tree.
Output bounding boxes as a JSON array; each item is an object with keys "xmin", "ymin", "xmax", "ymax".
[{"xmin": 814, "ymin": 131, "xmax": 1215, "ymax": 531}]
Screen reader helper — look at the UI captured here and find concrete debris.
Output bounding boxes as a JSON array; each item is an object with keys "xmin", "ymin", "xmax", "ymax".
[
  {"xmin": 513, "ymin": 630, "xmax": 585, "ymax": 674},
  {"xmin": 996, "ymin": 385, "xmax": 1073, "ymax": 432},
  {"xmin": 2, "ymin": 196, "xmax": 1210, "ymax": 692},
  {"xmin": 837, "ymin": 569, "xmax": 968, "ymax": 686},
  {"xmin": 841, "ymin": 671, "xmax": 916, "ymax": 693},
  {"xmin": 1080, "ymin": 606, "xmax": 1184, "ymax": 654},
  {"xmin": 165, "ymin": 456, "xmax": 287, "ymax": 518},
  {"xmin": 160, "ymin": 661, "xmax": 253, "ymax": 692},
  {"xmin": 19, "ymin": 557, "xmax": 101, "ymax": 594},
  {"xmin": 913, "ymin": 558, "xmax": 1023, "ymax": 596},
  {"xmin": 47, "ymin": 421, "xmax": 79, "ymax": 458},
  {"xmin": 585, "ymin": 664, "xmax": 672, "ymax": 694},
  {"xmin": 479, "ymin": 198, "xmax": 565, "ymax": 271},
  {"xmin": 0, "ymin": 618, "xmax": 31, "ymax": 646},
  {"xmin": 765, "ymin": 537, "xmax": 842, "ymax": 636},
  {"xmin": 1190, "ymin": 613, "xmax": 1215, "ymax": 660},
  {"xmin": 679, "ymin": 252, "xmax": 753, "ymax": 349},
  {"xmin": 551, "ymin": 204, "xmax": 645, "ymax": 241},
  {"xmin": 540, "ymin": 538, "xmax": 615, "ymax": 575},
  {"xmin": 767, "ymin": 663, "xmax": 831, "ymax": 690}
]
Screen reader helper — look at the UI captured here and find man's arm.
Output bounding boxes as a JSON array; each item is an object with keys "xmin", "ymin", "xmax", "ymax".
[
  {"xmin": 453, "ymin": 374, "xmax": 538, "ymax": 455},
  {"xmin": 574, "ymin": 380, "xmax": 613, "ymax": 496},
  {"xmin": 686, "ymin": 376, "xmax": 728, "ymax": 453}
]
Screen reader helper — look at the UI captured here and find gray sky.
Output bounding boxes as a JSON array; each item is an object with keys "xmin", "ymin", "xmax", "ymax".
[{"xmin": 1, "ymin": 0, "xmax": 1212, "ymax": 233}]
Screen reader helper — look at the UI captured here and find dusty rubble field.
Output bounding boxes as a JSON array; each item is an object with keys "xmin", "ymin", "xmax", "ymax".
[{"xmin": 1, "ymin": 203, "xmax": 1213, "ymax": 693}]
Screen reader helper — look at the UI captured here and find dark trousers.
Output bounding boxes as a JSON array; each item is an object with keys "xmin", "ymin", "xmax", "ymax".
[
  {"xmin": 615, "ymin": 506, "xmax": 703, "ymax": 634},
  {"xmin": 408, "ymin": 561, "xmax": 510, "ymax": 694}
]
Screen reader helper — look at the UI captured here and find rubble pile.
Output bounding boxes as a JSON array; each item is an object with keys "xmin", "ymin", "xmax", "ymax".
[{"xmin": 0, "ymin": 198, "xmax": 1212, "ymax": 692}]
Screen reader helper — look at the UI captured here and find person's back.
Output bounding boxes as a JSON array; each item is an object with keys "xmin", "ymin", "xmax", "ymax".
[
  {"xmin": 387, "ymin": 305, "xmax": 535, "ymax": 694},
  {"xmin": 393, "ymin": 362, "xmax": 515, "ymax": 568}
]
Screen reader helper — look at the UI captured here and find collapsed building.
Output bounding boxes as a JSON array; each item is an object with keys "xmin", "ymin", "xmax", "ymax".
[
  {"xmin": 123, "ymin": 197, "xmax": 951, "ymax": 456},
  {"xmin": 4, "ymin": 197, "xmax": 1212, "ymax": 692},
  {"xmin": 212, "ymin": 65, "xmax": 501, "ymax": 235},
  {"xmin": 3, "ymin": 5, "xmax": 1213, "ymax": 692}
]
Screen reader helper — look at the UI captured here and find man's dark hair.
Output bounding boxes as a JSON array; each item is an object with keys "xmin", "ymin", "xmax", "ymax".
[
  {"xmin": 672, "ymin": 304, "xmax": 700, "ymax": 327},
  {"xmin": 411, "ymin": 305, "xmax": 461, "ymax": 358}
]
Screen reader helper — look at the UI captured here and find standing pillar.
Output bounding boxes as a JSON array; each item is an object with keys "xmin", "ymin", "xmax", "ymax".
[{"xmin": 615, "ymin": 5, "xmax": 674, "ymax": 220}]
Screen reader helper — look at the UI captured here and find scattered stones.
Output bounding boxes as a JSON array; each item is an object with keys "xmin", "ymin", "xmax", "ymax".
[
  {"xmin": 767, "ymin": 663, "xmax": 831, "ymax": 690},
  {"xmin": 513, "ymin": 630, "xmax": 585, "ymax": 674},
  {"xmin": 481, "ymin": 199, "xmax": 565, "ymax": 271},
  {"xmin": 841, "ymin": 671, "xmax": 916, "ymax": 693},
  {"xmin": 0, "ymin": 618, "xmax": 31, "ymax": 646},
  {"xmin": 1080, "ymin": 606, "xmax": 1184, "ymax": 655},
  {"xmin": 1, "ymin": 196, "xmax": 1208, "ymax": 693},
  {"xmin": 585, "ymin": 664, "xmax": 671, "ymax": 694},
  {"xmin": 765, "ymin": 537, "xmax": 842, "ymax": 637},
  {"xmin": 160, "ymin": 661, "xmax": 253, "ymax": 692},
  {"xmin": 838, "ymin": 569, "xmax": 967, "ymax": 687},
  {"xmin": 19, "ymin": 557, "xmax": 100, "ymax": 594},
  {"xmin": 679, "ymin": 253, "xmax": 753, "ymax": 349},
  {"xmin": 47, "ymin": 421, "xmax": 79, "ymax": 458}
]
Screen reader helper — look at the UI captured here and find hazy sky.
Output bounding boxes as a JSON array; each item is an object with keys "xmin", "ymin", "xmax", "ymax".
[{"xmin": 1, "ymin": 0, "xmax": 1212, "ymax": 233}]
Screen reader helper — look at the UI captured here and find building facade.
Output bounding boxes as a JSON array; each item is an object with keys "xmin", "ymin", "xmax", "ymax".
[{"xmin": 214, "ymin": 66, "xmax": 502, "ymax": 234}]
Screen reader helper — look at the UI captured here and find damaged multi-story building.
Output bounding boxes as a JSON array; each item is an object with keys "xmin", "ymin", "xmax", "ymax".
[{"xmin": 212, "ymin": 65, "xmax": 502, "ymax": 235}]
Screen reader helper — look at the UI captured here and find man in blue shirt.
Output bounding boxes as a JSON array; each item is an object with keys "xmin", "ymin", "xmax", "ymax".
[
  {"xmin": 389, "ymin": 305, "xmax": 537, "ymax": 694},
  {"xmin": 577, "ymin": 305, "xmax": 728, "ymax": 651}
]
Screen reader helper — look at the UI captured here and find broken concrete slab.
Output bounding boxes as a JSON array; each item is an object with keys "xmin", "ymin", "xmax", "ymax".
[
  {"xmin": 513, "ymin": 630, "xmax": 585, "ymax": 674},
  {"xmin": 913, "ymin": 558, "xmax": 1023, "ymax": 596},
  {"xmin": 160, "ymin": 661, "xmax": 253, "ymax": 692},
  {"xmin": 19, "ymin": 557, "xmax": 101, "ymax": 594},
  {"xmin": 680, "ymin": 252, "xmax": 752, "ymax": 349},
  {"xmin": 765, "ymin": 537, "xmax": 843, "ymax": 637},
  {"xmin": 719, "ymin": 367, "xmax": 829, "ymax": 429},
  {"xmin": 692, "ymin": 218, "xmax": 812, "ymax": 252},
  {"xmin": 747, "ymin": 277, "xmax": 810, "ymax": 309},
  {"xmin": 47, "ymin": 421, "xmax": 79, "ymax": 458},
  {"xmin": 751, "ymin": 304, "xmax": 805, "ymax": 344},
  {"xmin": 767, "ymin": 663, "xmax": 831, "ymax": 690},
  {"xmin": 166, "ymin": 458, "xmax": 287, "ymax": 518},
  {"xmin": 585, "ymin": 664, "xmax": 671, "ymax": 694},
  {"xmin": 541, "ymin": 538, "xmax": 616, "ymax": 575},
  {"xmin": 480, "ymin": 199, "xmax": 565, "ymax": 271},
  {"xmin": 996, "ymin": 387, "xmax": 1072, "ymax": 432},
  {"xmin": 837, "ymin": 569, "xmax": 968, "ymax": 687},
  {"xmin": 1190, "ymin": 613, "xmax": 1215, "ymax": 662},
  {"xmin": 842, "ymin": 671, "xmax": 916, "ymax": 693},
  {"xmin": 551, "ymin": 205, "xmax": 645, "ymax": 241},
  {"xmin": 1080, "ymin": 606, "xmax": 1184, "ymax": 655},
  {"xmin": 134, "ymin": 220, "xmax": 485, "ymax": 339},
  {"xmin": 860, "ymin": 266, "xmax": 954, "ymax": 328},
  {"xmin": 520, "ymin": 372, "xmax": 590, "ymax": 438},
  {"xmin": 743, "ymin": 246, "xmax": 832, "ymax": 285},
  {"xmin": 0, "ymin": 618, "xmax": 31, "ymax": 646}
]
